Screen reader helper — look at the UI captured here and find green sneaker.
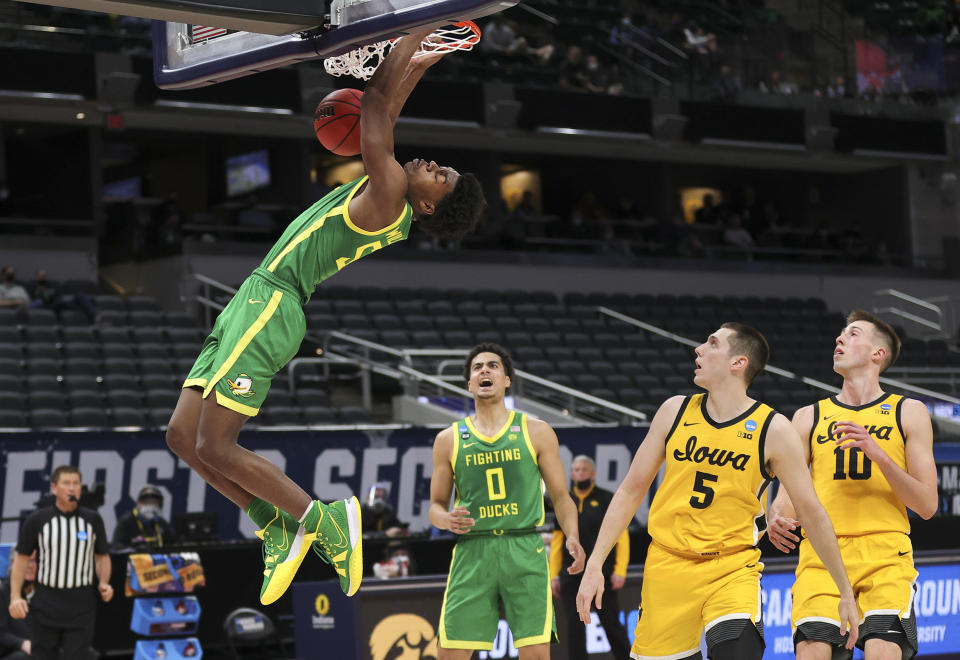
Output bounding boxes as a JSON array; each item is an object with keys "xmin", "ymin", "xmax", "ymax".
[
  {"xmin": 256, "ymin": 507, "xmax": 316, "ymax": 605},
  {"xmin": 309, "ymin": 497, "xmax": 363, "ymax": 596}
]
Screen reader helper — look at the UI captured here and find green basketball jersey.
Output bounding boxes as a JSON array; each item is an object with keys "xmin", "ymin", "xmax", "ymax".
[
  {"xmin": 451, "ymin": 411, "xmax": 545, "ymax": 534},
  {"xmin": 260, "ymin": 175, "xmax": 412, "ymax": 302}
]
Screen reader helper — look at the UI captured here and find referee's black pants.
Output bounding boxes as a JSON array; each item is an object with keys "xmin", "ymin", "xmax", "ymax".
[
  {"xmin": 30, "ymin": 585, "xmax": 96, "ymax": 660},
  {"xmin": 561, "ymin": 574, "xmax": 632, "ymax": 660}
]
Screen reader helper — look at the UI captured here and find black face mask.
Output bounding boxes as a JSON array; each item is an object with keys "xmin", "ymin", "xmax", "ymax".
[{"xmin": 574, "ymin": 479, "xmax": 592, "ymax": 490}]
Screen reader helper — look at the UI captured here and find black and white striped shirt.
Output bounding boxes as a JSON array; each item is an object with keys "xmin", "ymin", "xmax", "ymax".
[{"xmin": 16, "ymin": 506, "xmax": 107, "ymax": 589}]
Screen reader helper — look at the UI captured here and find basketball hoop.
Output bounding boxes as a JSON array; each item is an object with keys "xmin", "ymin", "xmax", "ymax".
[{"xmin": 324, "ymin": 21, "xmax": 481, "ymax": 81}]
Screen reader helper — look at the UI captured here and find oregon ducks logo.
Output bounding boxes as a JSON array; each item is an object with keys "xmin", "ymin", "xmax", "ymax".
[
  {"xmin": 369, "ymin": 613, "xmax": 438, "ymax": 660},
  {"xmin": 228, "ymin": 374, "xmax": 255, "ymax": 398},
  {"xmin": 314, "ymin": 594, "xmax": 330, "ymax": 616}
]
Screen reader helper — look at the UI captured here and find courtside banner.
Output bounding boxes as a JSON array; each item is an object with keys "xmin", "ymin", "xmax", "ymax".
[{"xmin": 0, "ymin": 427, "xmax": 645, "ymax": 542}]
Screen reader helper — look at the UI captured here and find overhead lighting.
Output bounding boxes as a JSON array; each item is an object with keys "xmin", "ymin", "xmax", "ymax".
[{"xmin": 76, "ymin": 112, "xmax": 86, "ymax": 120}]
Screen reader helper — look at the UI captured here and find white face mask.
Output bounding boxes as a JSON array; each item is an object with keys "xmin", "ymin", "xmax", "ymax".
[{"xmin": 138, "ymin": 504, "xmax": 160, "ymax": 521}]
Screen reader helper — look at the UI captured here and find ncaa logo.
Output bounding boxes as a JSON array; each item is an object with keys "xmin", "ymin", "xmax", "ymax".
[
  {"xmin": 880, "ymin": 403, "xmax": 892, "ymax": 411},
  {"xmin": 77, "ymin": 530, "xmax": 88, "ymax": 541},
  {"xmin": 745, "ymin": 420, "xmax": 758, "ymax": 432}
]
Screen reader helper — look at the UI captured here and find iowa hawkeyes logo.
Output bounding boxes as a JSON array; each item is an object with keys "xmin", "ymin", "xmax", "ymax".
[{"xmin": 369, "ymin": 613, "xmax": 438, "ymax": 660}]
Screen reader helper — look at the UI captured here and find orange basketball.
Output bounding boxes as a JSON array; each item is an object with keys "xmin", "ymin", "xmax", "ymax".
[{"xmin": 314, "ymin": 88, "xmax": 363, "ymax": 156}]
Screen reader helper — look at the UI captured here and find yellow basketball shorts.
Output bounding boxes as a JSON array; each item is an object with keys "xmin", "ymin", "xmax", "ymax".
[
  {"xmin": 792, "ymin": 532, "xmax": 918, "ymax": 656},
  {"xmin": 631, "ymin": 542, "xmax": 764, "ymax": 659},
  {"xmin": 183, "ymin": 268, "xmax": 306, "ymax": 416}
]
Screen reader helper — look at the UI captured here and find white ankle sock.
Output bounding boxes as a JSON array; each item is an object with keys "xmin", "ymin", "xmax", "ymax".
[{"xmin": 298, "ymin": 502, "xmax": 314, "ymax": 524}]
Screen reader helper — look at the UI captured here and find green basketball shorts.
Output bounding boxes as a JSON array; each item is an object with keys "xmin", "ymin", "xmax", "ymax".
[
  {"xmin": 183, "ymin": 267, "xmax": 306, "ymax": 416},
  {"xmin": 439, "ymin": 532, "xmax": 557, "ymax": 650}
]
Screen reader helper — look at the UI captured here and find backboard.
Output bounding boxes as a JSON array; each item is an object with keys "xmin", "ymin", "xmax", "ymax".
[{"xmin": 151, "ymin": 0, "xmax": 516, "ymax": 90}]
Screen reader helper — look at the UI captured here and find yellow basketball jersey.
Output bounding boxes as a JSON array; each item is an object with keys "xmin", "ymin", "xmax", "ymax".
[
  {"xmin": 648, "ymin": 393, "xmax": 776, "ymax": 556},
  {"xmin": 808, "ymin": 393, "xmax": 909, "ymax": 536}
]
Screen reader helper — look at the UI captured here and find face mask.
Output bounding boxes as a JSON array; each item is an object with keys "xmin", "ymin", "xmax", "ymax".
[
  {"xmin": 574, "ymin": 479, "xmax": 592, "ymax": 490},
  {"xmin": 138, "ymin": 505, "xmax": 159, "ymax": 521},
  {"xmin": 372, "ymin": 497, "xmax": 388, "ymax": 513}
]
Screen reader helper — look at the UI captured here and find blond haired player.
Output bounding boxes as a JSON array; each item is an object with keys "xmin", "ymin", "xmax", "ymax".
[
  {"xmin": 577, "ymin": 323, "xmax": 859, "ymax": 660},
  {"xmin": 769, "ymin": 310, "xmax": 938, "ymax": 660}
]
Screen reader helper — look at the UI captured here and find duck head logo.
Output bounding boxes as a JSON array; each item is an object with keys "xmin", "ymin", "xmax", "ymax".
[
  {"xmin": 369, "ymin": 613, "xmax": 438, "ymax": 660},
  {"xmin": 228, "ymin": 374, "xmax": 255, "ymax": 398}
]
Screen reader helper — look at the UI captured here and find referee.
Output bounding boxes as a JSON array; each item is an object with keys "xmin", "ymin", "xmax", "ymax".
[
  {"xmin": 551, "ymin": 455, "xmax": 631, "ymax": 660},
  {"xmin": 8, "ymin": 466, "xmax": 114, "ymax": 660}
]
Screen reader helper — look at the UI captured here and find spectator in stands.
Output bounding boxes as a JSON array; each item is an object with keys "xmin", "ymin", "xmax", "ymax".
[
  {"xmin": 759, "ymin": 70, "xmax": 796, "ymax": 94},
  {"xmin": 569, "ymin": 191, "xmax": 608, "ymax": 240},
  {"xmin": 27, "ymin": 269, "xmax": 98, "ymax": 322},
  {"xmin": 512, "ymin": 190, "xmax": 538, "ymax": 219},
  {"xmin": 361, "ymin": 483, "xmax": 408, "ymax": 538},
  {"xmin": 0, "ymin": 549, "xmax": 35, "ymax": 660},
  {"xmin": 713, "ymin": 63, "xmax": 742, "ymax": 102},
  {"xmin": 582, "ymin": 55, "xmax": 623, "ymax": 95},
  {"xmin": 481, "ymin": 16, "xmax": 554, "ymax": 65},
  {"xmin": 113, "ymin": 485, "xmax": 176, "ymax": 549},
  {"xmin": 0, "ymin": 268, "xmax": 29, "ymax": 309},
  {"xmin": 559, "ymin": 46, "xmax": 588, "ymax": 90},
  {"xmin": 722, "ymin": 212, "xmax": 756, "ymax": 249},
  {"xmin": 826, "ymin": 74, "xmax": 851, "ymax": 99},
  {"xmin": 372, "ymin": 541, "xmax": 415, "ymax": 578},
  {"xmin": 694, "ymin": 193, "xmax": 721, "ymax": 225}
]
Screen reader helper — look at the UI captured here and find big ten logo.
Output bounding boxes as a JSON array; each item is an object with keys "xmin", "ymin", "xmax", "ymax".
[
  {"xmin": 478, "ymin": 620, "xmax": 517, "ymax": 659},
  {"xmin": 315, "ymin": 594, "xmax": 330, "ymax": 616},
  {"xmin": 368, "ymin": 613, "xmax": 438, "ymax": 660}
]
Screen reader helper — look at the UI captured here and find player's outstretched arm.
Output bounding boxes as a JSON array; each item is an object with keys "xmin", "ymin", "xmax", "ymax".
[
  {"xmin": 767, "ymin": 404, "xmax": 814, "ymax": 552},
  {"xmin": 428, "ymin": 427, "xmax": 474, "ymax": 534},
  {"xmin": 352, "ymin": 30, "xmax": 437, "ymax": 231},
  {"xmin": 835, "ymin": 398, "xmax": 937, "ymax": 518},
  {"xmin": 767, "ymin": 414, "xmax": 858, "ymax": 650},
  {"xmin": 530, "ymin": 419, "xmax": 584, "ymax": 575},
  {"xmin": 574, "ymin": 396, "xmax": 677, "ymax": 623}
]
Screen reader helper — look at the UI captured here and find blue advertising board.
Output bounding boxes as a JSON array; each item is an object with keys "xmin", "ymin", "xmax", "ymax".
[{"xmin": 0, "ymin": 427, "xmax": 645, "ymax": 543}]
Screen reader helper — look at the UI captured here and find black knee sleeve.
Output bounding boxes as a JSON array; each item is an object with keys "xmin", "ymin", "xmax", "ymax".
[{"xmin": 709, "ymin": 623, "xmax": 764, "ymax": 660}]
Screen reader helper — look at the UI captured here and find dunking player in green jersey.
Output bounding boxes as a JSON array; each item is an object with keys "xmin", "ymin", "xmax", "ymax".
[
  {"xmin": 429, "ymin": 343, "xmax": 585, "ymax": 659},
  {"xmin": 164, "ymin": 31, "xmax": 487, "ymax": 605}
]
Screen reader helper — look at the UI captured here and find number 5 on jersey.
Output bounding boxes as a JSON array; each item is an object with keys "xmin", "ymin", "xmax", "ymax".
[{"xmin": 690, "ymin": 471, "xmax": 718, "ymax": 509}]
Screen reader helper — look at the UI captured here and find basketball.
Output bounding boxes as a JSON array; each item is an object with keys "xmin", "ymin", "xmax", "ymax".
[{"xmin": 314, "ymin": 88, "xmax": 363, "ymax": 156}]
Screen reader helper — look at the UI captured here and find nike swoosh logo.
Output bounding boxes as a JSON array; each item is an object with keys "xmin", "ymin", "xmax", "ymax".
[
  {"xmin": 537, "ymin": 547, "xmax": 544, "ymax": 554},
  {"xmin": 279, "ymin": 526, "xmax": 306, "ymax": 565},
  {"xmin": 746, "ymin": 563, "xmax": 757, "ymax": 568},
  {"xmin": 463, "ymin": 442, "xmax": 475, "ymax": 448},
  {"xmin": 823, "ymin": 414, "xmax": 839, "ymax": 421},
  {"xmin": 328, "ymin": 514, "xmax": 349, "ymax": 549},
  {"xmin": 683, "ymin": 421, "xmax": 699, "ymax": 427},
  {"xmin": 898, "ymin": 551, "xmax": 910, "ymax": 556},
  {"xmin": 248, "ymin": 298, "xmax": 265, "ymax": 304}
]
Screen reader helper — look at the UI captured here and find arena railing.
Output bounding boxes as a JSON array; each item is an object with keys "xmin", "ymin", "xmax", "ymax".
[
  {"xmin": 317, "ymin": 331, "xmax": 648, "ymax": 426},
  {"xmin": 598, "ymin": 306, "xmax": 960, "ymax": 432}
]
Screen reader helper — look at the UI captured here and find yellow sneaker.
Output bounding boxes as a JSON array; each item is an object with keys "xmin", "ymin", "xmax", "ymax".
[
  {"xmin": 257, "ymin": 508, "xmax": 317, "ymax": 605},
  {"xmin": 308, "ymin": 497, "xmax": 363, "ymax": 596}
]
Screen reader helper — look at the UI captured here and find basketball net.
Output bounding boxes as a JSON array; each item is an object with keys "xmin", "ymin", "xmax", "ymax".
[{"xmin": 324, "ymin": 21, "xmax": 481, "ymax": 80}]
